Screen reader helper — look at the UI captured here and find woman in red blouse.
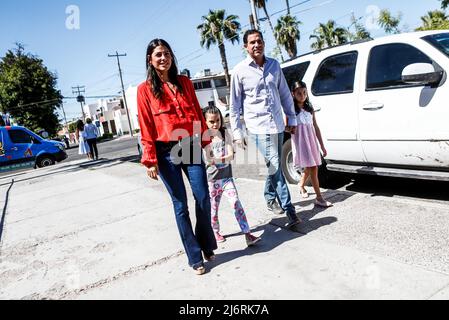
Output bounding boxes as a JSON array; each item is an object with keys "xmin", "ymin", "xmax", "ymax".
[{"xmin": 137, "ymin": 39, "xmax": 217, "ymax": 275}]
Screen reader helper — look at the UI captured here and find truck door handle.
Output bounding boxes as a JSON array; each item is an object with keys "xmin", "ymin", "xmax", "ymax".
[
  {"xmin": 10, "ymin": 147, "xmax": 18, "ymax": 151},
  {"xmin": 363, "ymin": 103, "xmax": 384, "ymax": 111},
  {"xmin": 314, "ymin": 106, "xmax": 321, "ymax": 112}
]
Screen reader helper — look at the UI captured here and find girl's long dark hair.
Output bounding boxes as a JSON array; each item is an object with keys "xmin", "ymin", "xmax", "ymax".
[
  {"xmin": 291, "ymin": 81, "xmax": 314, "ymax": 115},
  {"xmin": 145, "ymin": 38, "xmax": 182, "ymax": 100},
  {"xmin": 203, "ymin": 106, "xmax": 226, "ymax": 139}
]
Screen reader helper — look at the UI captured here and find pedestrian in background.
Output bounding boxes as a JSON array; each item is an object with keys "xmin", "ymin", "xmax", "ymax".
[
  {"xmin": 75, "ymin": 120, "xmax": 91, "ymax": 160},
  {"xmin": 291, "ymin": 81, "xmax": 332, "ymax": 208},
  {"xmin": 229, "ymin": 29, "xmax": 301, "ymax": 228},
  {"xmin": 203, "ymin": 106, "xmax": 261, "ymax": 246},
  {"xmin": 84, "ymin": 118, "xmax": 100, "ymax": 160},
  {"xmin": 137, "ymin": 38, "xmax": 217, "ymax": 275}
]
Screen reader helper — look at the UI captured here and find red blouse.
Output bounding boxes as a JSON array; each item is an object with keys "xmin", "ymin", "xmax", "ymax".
[{"xmin": 137, "ymin": 75, "xmax": 210, "ymax": 168}]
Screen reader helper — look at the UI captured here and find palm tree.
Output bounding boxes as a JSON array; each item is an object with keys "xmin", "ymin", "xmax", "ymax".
[
  {"xmin": 274, "ymin": 14, "xmax": 301, "ymax": 59},
  {"xmin": 286, "ymin": 0, "xmax": 291, "ymax": 14},
  {"xmin": 441, "ymin": 0, "xmax": 449, "ymax": 9},
  {"xmin": 309, "ymin": 20, "xmax": 348, "ymax": 50},
  {"xmin": 347, "ymin": 13, "xmax": 372, "ymax": 41},
  {"xmin": 377, "ymin": 9, "xmax": 402, "ymax": 34},
  {"xmin": 416, "ymin": 10, "xmax": 449, "ymax": 31},
  {"xmin": 254, "ymin": 0, "xmax": 285, "ymax": 61},
  {"xmin": 197, "ymin": 9, "xmax": 241, "ymax": 88}
]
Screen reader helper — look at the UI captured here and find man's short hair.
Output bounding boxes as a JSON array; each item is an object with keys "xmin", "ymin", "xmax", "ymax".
[{"xmin": 243, "ymin": 29, "xmax": 264, "ymax": 45}]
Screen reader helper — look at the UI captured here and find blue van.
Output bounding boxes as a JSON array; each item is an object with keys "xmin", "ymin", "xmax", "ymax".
[{"xmin": 0, "ymin": 126, "xmax": 67, "ymax": 172}]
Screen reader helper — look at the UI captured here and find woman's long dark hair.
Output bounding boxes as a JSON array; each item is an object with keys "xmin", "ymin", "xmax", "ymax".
[
  {"xmin": 145, "ymin": 38, "xmax": 182, "ymax": 100},
  {"xmin": 76, "ymin": 120, "xmax": 84, "ymax": 131},
  {"xmin": 203, "ymin": 106, "xmax": 226, "ymax": 139},
  {"xmin": 291, "ymin": 81, "xmax": 314, "ymax": 115}
]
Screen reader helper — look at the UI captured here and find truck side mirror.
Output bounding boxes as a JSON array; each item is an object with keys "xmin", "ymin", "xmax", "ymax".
[{"xmin": 402, "ymin": 63, "xmax": 443, "ymax": 86}]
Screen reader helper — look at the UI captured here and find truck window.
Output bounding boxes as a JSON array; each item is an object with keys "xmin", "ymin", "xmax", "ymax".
[
  {"xmin": 423, "ymin": 33, "xmax": 449, "ymax": 58},
  {"xmin": 366, "ymin": 43, "xmax": 434, "ymax": 90},
  {"xmin": 8, "ymin": 130, "xmax": 33, "ymax": 144},
  {"xmin": 312, "ymin": 52, "xmax": 358, "ymax": 96},
  {"xmin": 282, "ymin": 61, "xmax": 310, "ymax": 89}
]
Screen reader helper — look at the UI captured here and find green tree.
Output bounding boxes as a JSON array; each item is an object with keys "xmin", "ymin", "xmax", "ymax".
[
  {"xmin": 309, "ymin": 20, "xmax": 348, "ymax": 50},
  {"xmin": 377, "ymin": 9, "xmax": 402, "ymax": 34},
  {"xmin": 255, "ymin": 0, "xmax": 285, "ymax": 62},
  {"xmin": 441, "ymin": 0, "xmax": 449, "ymax": 9},
  {"xmin": 347, "ymin": 14, "xmax": 372, "ymax": 41},
  {"xmin": 415, "ymin": 10, "xmax": 449, "ymax": 31},
  {"xmin": 197, "ymin": 9, "xmax": 240, "ymax": 88},
  {"xmin": 274, "ymin": 14, "xmax": 301, "ymax": 59},
  {"xmin": 0, "ymin": 44, "xmax": 62, "ymax": 135}
]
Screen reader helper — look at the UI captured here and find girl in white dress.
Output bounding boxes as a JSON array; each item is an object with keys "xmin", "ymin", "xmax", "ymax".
[{"xmin": 76, "ymin": 120, "xmax": 91, "ymax": 160}]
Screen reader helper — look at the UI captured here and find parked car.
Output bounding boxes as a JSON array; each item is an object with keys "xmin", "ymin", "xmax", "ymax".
[
  {"xmin": 0, "ymin": 126, "xmax": 67, "ymax": 172},
  {"xmin": 280, "ymin": 30, "xmax": 449, "ymax": 184}
]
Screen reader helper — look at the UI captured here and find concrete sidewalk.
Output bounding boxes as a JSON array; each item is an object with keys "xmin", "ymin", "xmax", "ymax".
[{"xmin": 0, "ymin": 157, "xmax": 448, "ymax": 300}]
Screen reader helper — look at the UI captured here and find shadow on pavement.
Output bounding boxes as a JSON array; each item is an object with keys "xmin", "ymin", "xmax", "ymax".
[
  {"xmin": 208, "ymin": 190, "xmax": 356, "ymax": 271},
  {"xmin": 344, "ymin": 175, "xmax": 449, "ymax": 202}
]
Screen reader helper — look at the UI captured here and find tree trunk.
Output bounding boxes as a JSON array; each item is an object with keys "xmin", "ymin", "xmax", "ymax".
[
  {"xmin": 262, "ymin": 6, "xmax": 285, "ymax": 62},
  {"xmin": 219, "ymin": 43, "xmax": 230, "ymax": 88}
]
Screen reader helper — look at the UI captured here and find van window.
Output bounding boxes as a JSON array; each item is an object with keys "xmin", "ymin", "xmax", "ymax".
[
  {"xmin": 366, "ymin": 43, "xmax": 434, "ymax": 90},
  {"xmin": 8, "ymin": 130, "xmax": 33, "ymax": 144},
  {"xmin": 312, "ymin": 52, "xmax": 358, "ymax": 95},
  {"xmin": 282, "ymin": 61, "xmax": 310, "ymax": 89}
]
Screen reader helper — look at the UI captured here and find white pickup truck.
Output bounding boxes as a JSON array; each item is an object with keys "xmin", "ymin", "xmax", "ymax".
[{"xmin": 280, "ymin": 30, "xmax": 449, "ymax": 184}]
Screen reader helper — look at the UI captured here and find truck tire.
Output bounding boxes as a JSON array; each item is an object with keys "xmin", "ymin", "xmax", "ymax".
[
  {"xmin": 281, "ymin": 138, "xmax": 302, "ymax": 184},
  {"xmin": 36, "ymin": 155, "xmax": 55, "ymax": 168}
]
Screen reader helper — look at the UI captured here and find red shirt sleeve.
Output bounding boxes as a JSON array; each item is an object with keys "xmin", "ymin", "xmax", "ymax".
[
  {"xmin": 137, "ymin": 83, "xmax": 158, "ymax": 167},
  {"xmin": 181, "ymin": 77, "xmax": 211, "ymax": 148}
]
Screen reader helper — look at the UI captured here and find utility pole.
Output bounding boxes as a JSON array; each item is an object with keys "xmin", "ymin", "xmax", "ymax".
[
  {"xmin": 249, "ymin": 0, "xmax": 259, "ymax": 30},
  {"xmin": 72, "ymin": 85, "xmax": 86, "ymax": 121},
  {"xmin": 60, "ymin": 102, "xmax": 69, "ymax": 133},
  {"xmin": 108, "ymin": 51, "xmax": 133, "ymax": 137},
  {"xmin": 286, "ymin": 0, "xmax": 291, "ymax": 15}
]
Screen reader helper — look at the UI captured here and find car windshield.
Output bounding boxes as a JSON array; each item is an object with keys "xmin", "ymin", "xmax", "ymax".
[{"xmin": 423, "ymin": 33, "xmax": 449, "ymax": 58}]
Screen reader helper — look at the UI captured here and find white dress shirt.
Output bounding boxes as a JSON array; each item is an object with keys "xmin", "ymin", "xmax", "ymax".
[{"xmin": 229, "ymin": 56, "xmax": 297, "ymax": 140}]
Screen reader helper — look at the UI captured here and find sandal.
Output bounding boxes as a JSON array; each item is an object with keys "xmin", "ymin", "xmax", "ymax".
[
  {"xmin": 204, "ymin": 252, "xmax": 216, "ymax": 262},
  {"xmin": 193, "ymin": 265, "xmax": 206, "ymax": 275},
  {"xmin": 300, "ymin": 188, "xmax": 309, "ymax": 198},
  {"xmin": 315, "ymin": 199, "xmax": 333, "ymax": 208}
]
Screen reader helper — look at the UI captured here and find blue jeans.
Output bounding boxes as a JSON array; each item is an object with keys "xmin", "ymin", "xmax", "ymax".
[
  {"xmin": 250, "ymin": 133, "xmax": 297, "ymax": 221},
  {"xmin": 157, "ymin": 147, "xmax": 217, "ymax": 269}
]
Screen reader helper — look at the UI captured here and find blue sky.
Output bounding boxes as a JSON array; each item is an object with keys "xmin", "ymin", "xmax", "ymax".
[{"xmin": 0, "ymin": 0, "xmax": 444, "ymax": 121}]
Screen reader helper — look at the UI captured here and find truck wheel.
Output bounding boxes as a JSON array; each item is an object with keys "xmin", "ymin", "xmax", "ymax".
[
  {"xmin": 281, "ymin": 138, "xmax": 301, "ymax": 184},
  {"xmin": 37, "ymin": 155, "xmax": 55, "ymax": 168}
]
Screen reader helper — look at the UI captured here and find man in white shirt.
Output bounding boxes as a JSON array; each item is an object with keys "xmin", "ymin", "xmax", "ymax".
[{"xmin": 230, "ymin": 30, "xmax": 300, "ymax": 227}]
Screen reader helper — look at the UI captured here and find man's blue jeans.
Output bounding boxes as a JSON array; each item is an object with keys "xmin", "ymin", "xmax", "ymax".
[
  {"xmin": 250, "ymin": 133, "xmax": 297, "ymax": 221},
  {"xmin": 157, "ymin": 148, "xmax": 217, "ymax": 269}
]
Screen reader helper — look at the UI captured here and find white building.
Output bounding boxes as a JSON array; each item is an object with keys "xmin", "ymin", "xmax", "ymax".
[{"xmin": 84, "ymin": 96, "xmax": 135, "ymax": 137}]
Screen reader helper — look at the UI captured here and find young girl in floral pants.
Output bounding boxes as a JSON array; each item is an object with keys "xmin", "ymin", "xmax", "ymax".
[{"xmin": 203, "ymin": 106, "xmax": 261, "ymax": 246}]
